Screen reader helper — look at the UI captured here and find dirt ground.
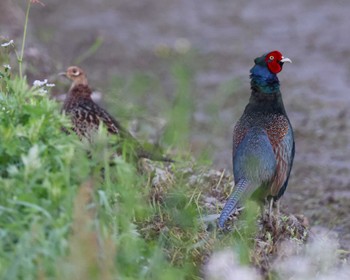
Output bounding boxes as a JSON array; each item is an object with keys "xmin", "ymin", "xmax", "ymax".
[{"xmin": 2, "ymin": 0, "xmax": 350, "ymax": 249}]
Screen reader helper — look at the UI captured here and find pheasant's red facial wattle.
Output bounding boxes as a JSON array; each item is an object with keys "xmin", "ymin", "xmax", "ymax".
[{"xmin": 265, "ymin": 50, "xmax": 283, "ymax": 74}]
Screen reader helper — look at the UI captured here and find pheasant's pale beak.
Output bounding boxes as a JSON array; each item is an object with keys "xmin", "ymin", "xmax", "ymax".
[
  {"xmin": 281, "ymin": 56, "xmax": 292, "ymax": 63},
  {"xmin": 58, "ymin": 72, "xmax": 67, "ymax": 77}
]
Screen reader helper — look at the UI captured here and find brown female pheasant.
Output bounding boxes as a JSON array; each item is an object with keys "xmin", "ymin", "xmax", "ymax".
[{"xmin": 60, "ymin": 66, "xmax": 172, "ymax": 162}]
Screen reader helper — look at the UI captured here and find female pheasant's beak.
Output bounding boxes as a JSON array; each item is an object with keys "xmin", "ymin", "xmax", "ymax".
[
  {"xmin": 280, "ymin": 56, "xmax": 292, "ymax": 64},
  {"xmin": 58, "ymin": 72, "xmax": 67, "ymax": 77}
]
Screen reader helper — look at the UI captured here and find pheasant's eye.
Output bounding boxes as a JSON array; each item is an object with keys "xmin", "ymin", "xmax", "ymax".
[
  {"xmin": 72, "ymin": 69, "xmax": 80, "ymax": 76},
  {"xmin": 269, "ymin": 55, "xmax": 274, "ymax": 60}
]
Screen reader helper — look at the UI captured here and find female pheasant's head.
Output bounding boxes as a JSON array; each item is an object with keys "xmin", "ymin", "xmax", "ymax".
[{"xmin": 60, "ymin": 66, "xmax": 88, "ymax": 89}]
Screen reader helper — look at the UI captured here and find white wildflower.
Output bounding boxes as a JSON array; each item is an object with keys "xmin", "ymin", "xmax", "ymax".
[
  {"xmin": 273, "ymin": 228, "xmax": 350, "ymax": 280},
  {"xmin": 33, "ymin": 79, "xmax": 48, "ymax": 87},
  {"xmin": 37, "ymin": 88, "xmax": 48, "ymax": 95},
  {"xmin": 3, "ymin": 64, "xmax": 11, "ymax": 70},
  {"xmin": 1, "ymin": 40, "xmax": 14, "ymax": 47},
  {"xmin": 7, "ymin": 165, "xmax": 19, "ymax": 176},
  {"xmin": 21, "ymin": 145, "xmax": 41, "ymax": 171},
  {"xmin": 46, "ymin": 83, "xmax": 55, "ymax": 87},
  {"xmin": 205, "ymin": 250, "xmax": 262, "ymax": 280}
]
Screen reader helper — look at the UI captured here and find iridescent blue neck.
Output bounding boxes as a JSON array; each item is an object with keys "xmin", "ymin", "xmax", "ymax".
[{"xmin": 250, "ymin": 64, "xmax": 280, "ymax": 94}]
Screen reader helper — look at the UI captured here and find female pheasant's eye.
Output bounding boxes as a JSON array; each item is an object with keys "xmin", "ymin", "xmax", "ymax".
[{"xmin": 269, "ymin": 55, "xmax": 274, "ymax": 60}]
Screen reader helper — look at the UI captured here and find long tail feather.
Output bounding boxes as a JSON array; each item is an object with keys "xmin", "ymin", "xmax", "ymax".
[{"xmin": 218, "ymin": 179, "xmax": 249, "ymax": 228}]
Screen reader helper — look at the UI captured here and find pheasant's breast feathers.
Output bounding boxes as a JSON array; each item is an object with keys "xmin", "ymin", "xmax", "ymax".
[{"xmin": 70, "ymin": 84, "xmax": 92, "ymax": 99}]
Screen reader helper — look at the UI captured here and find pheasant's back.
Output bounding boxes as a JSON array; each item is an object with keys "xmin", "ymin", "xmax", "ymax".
[{"xmin": 65, "ymin": 101, "xmax": 99, "ymax": 139}]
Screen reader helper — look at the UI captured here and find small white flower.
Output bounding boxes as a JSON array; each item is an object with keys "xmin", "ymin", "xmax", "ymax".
[
  {"xmin": 37, "ymin": 88, "xmax": 48, "ymax": 95},
  {"xmin": 21, "ymin": 145, "xmax": 41, "ymax": 171},
  {"xmin": 46, "ymin": 83, "xmax": 55, "ymax": 87},
  {"xmin": 33, "ymin": 79, "xmax": 48, "ymax": 87},
  {"xmin": 1, "ymin": 40, "xmax": 14, "ymax": 47},
  {"xmin": 7, "ymin": 165, "xmax": 19, "ymax": 176},
  {"xmin": 3, "ymin": 64, "xmax": 11, "ymax": 70},
  {"xmin": 205, "ymin": 250, "xmax": 262, "ymax": 280}
]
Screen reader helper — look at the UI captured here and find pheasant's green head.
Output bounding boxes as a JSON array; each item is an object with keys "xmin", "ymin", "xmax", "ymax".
[{"xmin": 250, "ymin": 50, "xmax": 292, "ymax": 94}]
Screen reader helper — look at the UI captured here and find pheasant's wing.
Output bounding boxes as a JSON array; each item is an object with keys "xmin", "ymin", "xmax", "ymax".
[
  {"xmin": 267, "ymin": 117, "xmax": 294, "ymax": 199},
  {"xmin": 274, "ymin": 126, "xmax": 295, "ymax": 199},
  {"xmin": 79, "ymin": 101, "xmax": 173, "ymax": 161},
  {"xmin": 78, "ymin": 102, "xmax": 136, "ymax": 139}
]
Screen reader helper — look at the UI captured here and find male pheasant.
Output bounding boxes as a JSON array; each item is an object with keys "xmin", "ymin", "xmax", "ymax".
[
  {"xmin": 218, "ymin": 51, "xmax": 295, "ymax": 228},
  {"xmin": 60, "ymin": 66, "xmax": 172, "ymax": 162}
]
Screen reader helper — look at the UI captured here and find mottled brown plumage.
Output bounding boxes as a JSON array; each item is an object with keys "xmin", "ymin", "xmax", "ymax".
[{"xmin": 61, "ymin": 66, "xmax": 172, "ymax": 162}]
